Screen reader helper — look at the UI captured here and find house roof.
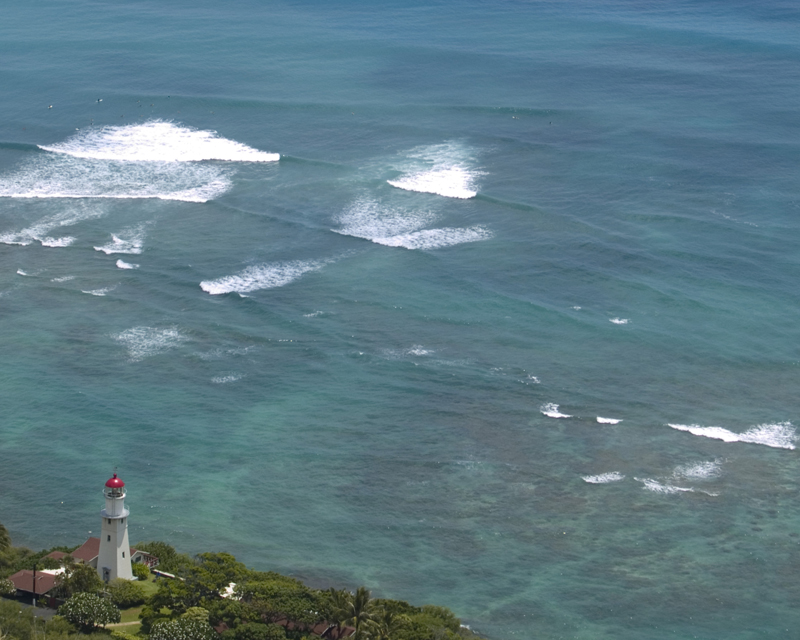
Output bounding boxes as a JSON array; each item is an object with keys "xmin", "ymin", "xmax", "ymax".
[
  {"xmin": 8, "ymin": 570, "xmax": 58, "ymax": 595},
  {"xmin": 44, "ymin": 550, "xmax": 67, "ymax": 561},
  {"xmin": 71, "ymin": 537, "xmax": 101, "ymax": 563}
]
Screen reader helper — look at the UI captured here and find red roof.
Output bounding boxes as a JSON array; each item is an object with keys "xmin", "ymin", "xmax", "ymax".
[
  {"xmin": 105, "ymin": 473, "xmax": 125, "ymax": 488},
  {"xmin": 8, "ymin": 570, "xmax": 58, "ymax": 595},
  {"xmin": 72, "ymin": 537, "xmax": 101, "ymax": 563}
]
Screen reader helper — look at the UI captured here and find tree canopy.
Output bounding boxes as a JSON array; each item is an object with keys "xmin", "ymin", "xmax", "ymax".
[{"xmin": 57, "ymin": 592, "xmax": 120, "ymax": 632}]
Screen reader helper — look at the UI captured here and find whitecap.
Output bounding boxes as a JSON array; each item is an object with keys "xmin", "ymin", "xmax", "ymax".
[
  {"xmin": 372, "ymin": 226, "xmax": 492, "ymax": 250},
  {"xmin": 114, "ymin": 326, "xmax": 188, "ymax": 361},
  {"xmin": 40, "ymin": 237, "xmax": 75, "ymax": 247},
  {"xmin": 211, "ymin": 374, "xmax": 243, "ymax": 384},
  {"xmin": 303, "ymin": 311, "xmax": 323, "ymax": 318},
  {"xmin": 407, "ymin": 345, "xmax": 432, "ymax": 356},
  {"xmin": 16, "ymin": 269, "xmax": 28, "ymax": 276},
  {"xmin": 597, "ymin": 417, "xmax": 622, "ymax": 424},
  {"xmin": 636, "ymin": 478, "xmax": 694, "ymax": 494},
  {"xmin": 387, "ymin": 142, "xmax": 482, "ymax": 199},
  {"xmin": 673, "ymin": 460, "xmax": 721, "ymax": 479},
  {"xmin": 541, "ymin": 403, "xmax": 572, "ymax": 418},
  {"xmin": 200, "ymin": 259, "xmax": 326, "ymax": 295},
  {"xmin": 609, "ymin": 318, "xmax": 629, "ymax": 325},
  {"xmin": 82, "ymin": 286, "xmax": 116, "ymax": 296},
  {"xmin": 527, "ymin": 375, "xmax": 541, "ymax": 384},
  {"xmin": 39, "ymin": 121, "xmax": 279, "ymax": 163},
  {"xmin": 668, "ymin": 422, "xmax": 795, "ymax": 450},
  {"xmin": 116, "ymin": 259, "xmax": 139, "ymax": 270},
  {"xmin": 51, "ymin": 275, "xmax": 75, "ymax": 282},
  {"xmin": 95, "ymin": 225, "xmax": 148, "ymax": 255},
  {"xmin": 583, "ymin": 472, "xmax": 625, "ymax": 484}
]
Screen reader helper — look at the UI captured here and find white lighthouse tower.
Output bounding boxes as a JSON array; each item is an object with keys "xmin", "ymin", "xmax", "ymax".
[{"xmin": 97, "ymin": 472, "xmax": 133, "ymax": 582}]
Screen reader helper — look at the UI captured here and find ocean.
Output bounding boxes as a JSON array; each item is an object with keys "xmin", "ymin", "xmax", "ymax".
[{"xmin": 1, "ymin": 1, "xmax": 799, "ymax": 638}]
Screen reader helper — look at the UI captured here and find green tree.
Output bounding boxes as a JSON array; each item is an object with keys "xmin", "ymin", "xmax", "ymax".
[
  {"xmin": 329, "ymin": 587, "xmax": 378, "ymax": 640},
  {"xmin": 373, "ymin": 609, "xmax": 410, "ymax": 640},
  {"xmin": 133, "ymin": 541, "xmax": 193, "ymax": 574},
  {"xmin": 184, "ymin": 553, "xmax": 248, "ymax": 602},
  {"xmin": 55, "ymin": 561, "xmax": 102, "ymax": 597},
  {"xmin": 57, "ymin": 592, "xmax": 120, "ymax": 632},
  {"xmin": 220, "ymin": 622, "xmax": 287, "ymax": 640},
  {"xmin": 131, "ymin": 562, "xmax": 150, "ymax": 580},
  {"xmin": 149, "ymin": 617, "xmax": 217, "ymax": 640},
  {"xmin": 106, "ymin": 578, "xmax": 147, "ymax": 608},
  {"xmin": 183, "ymin": 606, "xmax": 211, "ymax": 623},
  {"xmin": 0, "ymin": 525, "xmax": 10, "ymax": 553},
  {"xmin": 238, "ymin": 577, "xmax": 325, "ymax": 627}
]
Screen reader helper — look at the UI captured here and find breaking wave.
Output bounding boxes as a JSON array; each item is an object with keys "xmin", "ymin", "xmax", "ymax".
[
  {"xmin": 116, "ymin": 259, "xmax": 139, "ymax": 269},
  {"xmin": 1, "ymin": 121, "xmax": 276, "ymax": 203},
  {"xmin": 541, "ymin": 403, "xmax": 572, "ymax": 418},
  {"xmin": 583, "ymin": 472, "xmax": 625, "ymax": 484},
  {"xmin": 334, "ymin": 198, "xmax": 491, "ymax": 250},
  {"xmin": 39, "ymin": 120, "xmax": 279, "ymax": 163},
  {"xmin": 597, "ymin": 417, "xmax": 622, "ymax": 424},
  {"xmin": 0, "ymin": 202, "xmax": 106, "ymax": 246},
  {"xmin": 94, "ymin": 225, "xmax": 148, "ymax": 255},
  {"xmin": 668, "ymin": 422, "xmax": 795, "ymax": 450},
  {"xmin": 200, "ymin": 260, "xmax": 326, "ymax": 295},
  {"xmin": 387, "ymin": 142, "xmax": 482, "ymax": 199}
]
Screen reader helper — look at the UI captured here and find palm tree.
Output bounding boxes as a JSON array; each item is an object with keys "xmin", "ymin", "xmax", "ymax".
[
  {"xmin": 328, "ymin": 586, "xmax": 378, "ymax": 639},
  {"xmin": 372, "ymin": 609, "xmax": 409, "ymax": 640}
]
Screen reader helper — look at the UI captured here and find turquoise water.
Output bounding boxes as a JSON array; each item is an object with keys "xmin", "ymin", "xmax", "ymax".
[{"xmin": 1, "ymin": 1, "xmax": 799, "ymax": 637}]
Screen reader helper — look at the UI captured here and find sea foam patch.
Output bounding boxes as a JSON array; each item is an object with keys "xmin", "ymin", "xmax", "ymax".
[
  {"xmin": 95, "ymin": 224, "xmax": 149, "ymax": 255},
  {"xmin": 583, "ymin": 472, "xmax": 625, "ymax": 484},
  {"xmin": 0, "ymin": 202, "xmax": 106, "ymax": 247},
  {"xmin": 597, "ymin": 417, "xmax": 622, "ymax": 424},
  {"xmin": 116, "ymin": 259, "xmax": 139, "ymax": 269},
  {"xmin": 200, "ymin": 259, "xmax": 326, "ymax": 295},
  {"xmin": 668, "ymin": 422, "xmax": 795, "ymax": 450},
  {"xmin": 1, "ymin": 121, "xmax": 276, "ymax": 203},
  {"xmin": 541, "ymin": 403, "xmax": 572, "ymax": 418},
  {"xmin": 334, "ymin": 198, "xmax": 491, "ymax": 250},
  {"xmin": 114, "ymin": 326, "xmax": 188, "ymax": 361},
  {"xmin": 387, "ymin": 142, "xmax": 482, "ymax": 199},
  {"xmin": 673, "ymin": 460, "xmax": 721, "ymax": 479}
]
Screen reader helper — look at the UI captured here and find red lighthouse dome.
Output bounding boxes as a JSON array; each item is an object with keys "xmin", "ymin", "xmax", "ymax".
[{"xmin": 105, "ymin": 473, "xmax": 125, "ymax": 489}]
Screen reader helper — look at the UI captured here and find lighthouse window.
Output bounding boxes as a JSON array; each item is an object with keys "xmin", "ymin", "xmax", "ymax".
[
  {"xmin": 122, "ymin": 552, "xmax": 125, "ymax": 558},
  {"xmin": 108, "ymin": 519, "xmax": 112, "ymax": 524},
  {"xmin": 107, "ymin": 535, "xmax": 111, "ymax": 541}
]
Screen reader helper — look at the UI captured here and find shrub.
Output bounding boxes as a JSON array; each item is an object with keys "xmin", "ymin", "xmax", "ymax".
[
  {"xmin": 149, "ymin": 617, "xmax": 217, "ymax": 640},
  {"xmin": 106, "ymin": 578, "xmax": 146, "ymax": 608},
  {"xmin": 132, "ymin": 562, "xmax": 150, "ymax": 580},
  {"xmin": 220, "ymin": 622, "xmax": 286, "ymax": 640},
  {"xmin": 57, "ymin": 592, "xmax": 120, "ymax": 632},
  {"xmin": 0, "ymin": 577, "xmax": 15, "ymax": 597}
]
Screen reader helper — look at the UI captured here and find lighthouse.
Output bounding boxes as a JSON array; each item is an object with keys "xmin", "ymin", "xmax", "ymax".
[{"xmin": 96, "ymin": 473, "xmax": 133, "ymax": 582}]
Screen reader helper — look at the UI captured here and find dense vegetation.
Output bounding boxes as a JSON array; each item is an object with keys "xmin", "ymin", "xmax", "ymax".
[{"xmin": 0, "ymin": 525, "xmax": 482, "ymax": 640}]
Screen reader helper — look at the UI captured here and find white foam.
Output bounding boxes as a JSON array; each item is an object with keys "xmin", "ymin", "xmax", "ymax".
[
  {"xmin": 16, "ymin": 269, "xmax": 28, "ymax": 276},
  {"xmin": 372, "ymin": 226, "xmax": 492, "ymax": 250},
  {"xmin": 609, "ymin": 318, "xmax": 629, "ymax": 325},
  {"xmin": 527, "ymin": 375, "xmax": 541, "ymax": 384},
  {"xmin": 673, "ymin": 460, "xmax": 721, "ymax": 479},
  {"xmin": 114, "ymin": 326, "xmax": 188, "ymax": 361},
  {"xmin": 597, "ymin": 417, "xmax": 622, "ymax": 424},
  {"xmin": 0, "ymin": 203, "xmax": 106, "ymax": 246},
  {"xmin": 0, "ymin": 153, "xmax": 232, "ymax": 203},
  {"xmin": 40, "ymin": 236, "xmax": 75, "ymax": 247},
  {"xmin": 668, "ymin": 422, "xmax": 795, "ymax": 450},
  {"xmin": 388, "ymin": 168, "xmax": 479, "ymax": 199},
  {"xmin": 51, "ymin": 275, "xmax": 75, "ymax": 282},
  {"xmin": 335, "ymin": 198, "xmax": 437, "ymax": 241},
  {"xmin": 82, "ymin": 286, "xmax": 116, "ymax": 297},
  {"xmin": 303, "ymin": 311, "xmax": 323, "ymax": 318},
  {"xmin": 95, "ymin": 225, "xmax": 148, "ymax": 255},
  {"xmin": 636, "ymin": 478, "xmax": 694, "ymax": 494},
  {"xmin": 387, "ymin": 142, "xmax": 482, "ymax": 199},
  {"xmin": 200, "ymin": 260, "xmax": 325, "ymax": 295},
  {"xmin": 39, "ymin": 121, "xmax": 279, "ymax": 163},
  {"xmin": 583, "ymin": 472, "xmax": 625, "ymax": 484},
  {"xmin": 211, "ymin": 374, "xmax": 243, "ymax": 384},
  {"xmin": 407, "ymin": 346, "xmax": 432, "ymax": 356},
  {"xmin": 116, "ymin": 259, "xmax": 139, "ymax": 270},
  {"xmin": 541, "ymin": 403, "xmax": 572, "ymax": 418}
]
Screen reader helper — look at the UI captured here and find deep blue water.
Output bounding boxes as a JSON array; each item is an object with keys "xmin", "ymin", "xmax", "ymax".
[{"xmin": 1, "ymin": 1, "xmax": 799, "ymax": 638}]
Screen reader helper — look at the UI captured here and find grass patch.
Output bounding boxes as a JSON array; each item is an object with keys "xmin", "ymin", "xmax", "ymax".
[
  {"xmin": 137, "ymin": 573, "xmax": 159, "ymax": 598},
  {"xmin": 119, "ymin": 606, "xmax": 143, "ymax": 624}
]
